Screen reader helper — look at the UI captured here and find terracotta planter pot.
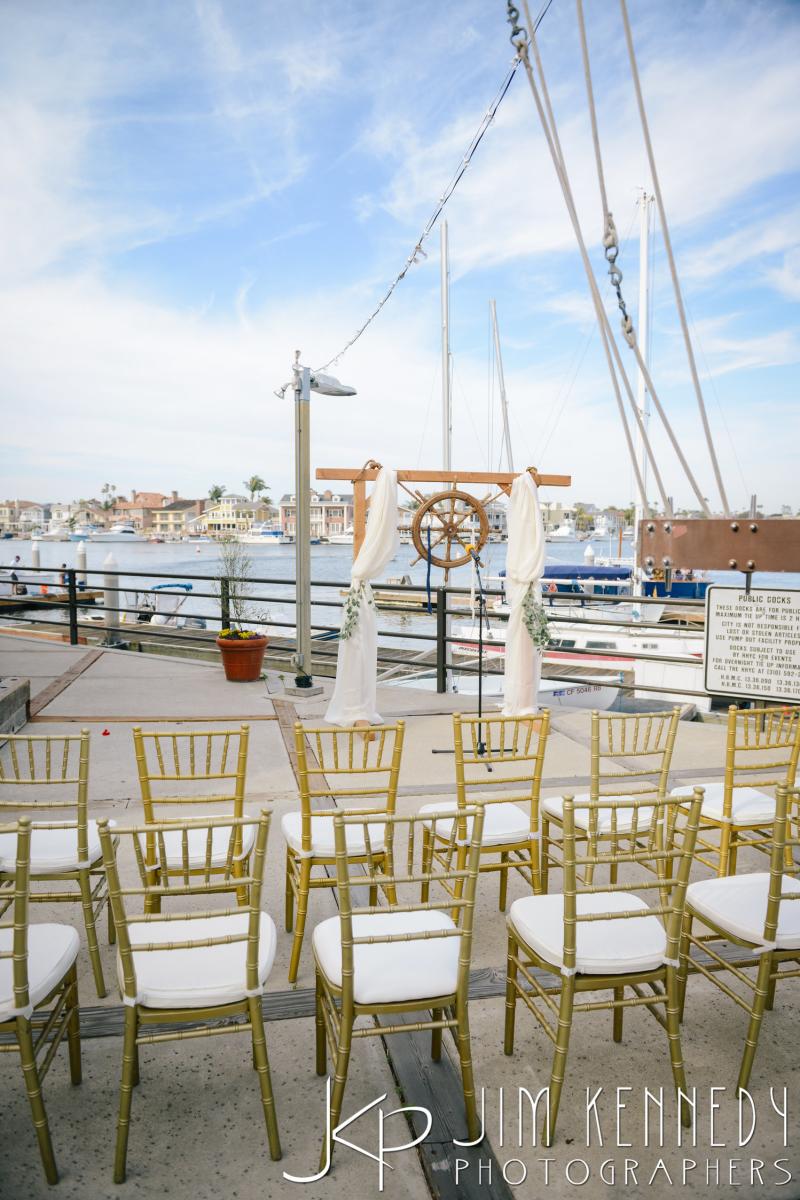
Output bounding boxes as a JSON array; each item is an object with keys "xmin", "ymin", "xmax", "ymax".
[{"xmin": 216, "ymin": 635, "xmax": 268, "ymax": 682}]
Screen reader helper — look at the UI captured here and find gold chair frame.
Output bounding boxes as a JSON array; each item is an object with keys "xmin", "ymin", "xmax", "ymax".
[
  {"xmin": 133, "ymin": 724, "xmax": 252, "ymax": 909},
  {"xmin": 505, "ymin": 788, "xmax": 703, "ymax": 1144},
  {"xmin": 0, "ymin": 818, "xmax": 81, "ymax": 1184},
  {"xmin": 675, "ymin": 704, "xmax": 800, "ymax": 877},
  {"xmin": 0, "ymin": 730, "xmax": 111, "ymax": 997},
  {"xmin": 541, "ymin": 707, "xmax": 680, "ymax": 892},
  {"xmin": 677, "ymin": 783, "xmax": 800, "ymax": 1091},
  {"xmin": 421, "ymin": 711, "xmax": 550, "ymax": 909},
  {"xmin": 97, "ymin": 811, "xmax": 281, "ymax": 1183},
  {"xmin": 285, "ymin": 720, "xmax": 405, "ymax": 983},
  {"xmin": 315, "ymin": 804, "xmax": 485, "ymax": 1170}
]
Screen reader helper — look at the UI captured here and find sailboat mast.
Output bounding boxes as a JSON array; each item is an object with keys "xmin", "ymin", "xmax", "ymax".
[
  {"xmin": 441, "ymin": 220, "xmax": 452, "ymax": 471},
  {"xmin": 490, "ymin": 299, "xmax": 514, "ymax": 472},
  {"xmin": 634, "ymin": 190, "xmax": 653, "ymax": 532}
]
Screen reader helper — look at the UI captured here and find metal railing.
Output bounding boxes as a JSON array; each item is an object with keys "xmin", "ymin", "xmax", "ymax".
[{"xmin": 0, "ymin": 563, "xmax": 711, "ymax": 701}]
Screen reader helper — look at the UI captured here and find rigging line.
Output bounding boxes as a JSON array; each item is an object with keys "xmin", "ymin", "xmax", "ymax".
[
  {"xmin": 314, "ymin": 67, "xmax": 518, "ymax": 374},
  {"xmin": 512, "ymin": 3, "xmax": 657, "ymax": 517},
  {"xmin": 568, "ymin": 0, "xmax": 706, "ymax": 515},
  {"xmin": 619, "ymin": 0, "xmax": 730, "ymax": 516}
]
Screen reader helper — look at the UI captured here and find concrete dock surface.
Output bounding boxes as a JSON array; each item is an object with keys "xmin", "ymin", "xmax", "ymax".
[{"xmin": 0, "ymin": 634, "xmax": 796, "ymax": 1200}]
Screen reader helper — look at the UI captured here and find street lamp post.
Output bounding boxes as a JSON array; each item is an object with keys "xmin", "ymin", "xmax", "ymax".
[{"xmin": 278, "ymin": 353, "xmax": 356, "ymax": 694}]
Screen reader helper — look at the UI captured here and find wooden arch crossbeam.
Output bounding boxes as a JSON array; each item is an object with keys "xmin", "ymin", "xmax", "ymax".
[{"xmin": 315, "ymin": 466, "xmax": 571, "ymax": 558}]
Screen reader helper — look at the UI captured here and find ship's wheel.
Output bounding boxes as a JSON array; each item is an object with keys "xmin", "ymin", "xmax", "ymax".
[{"xmin": 411, "ymin": 489, "xmax": 489, "ymax": 571}]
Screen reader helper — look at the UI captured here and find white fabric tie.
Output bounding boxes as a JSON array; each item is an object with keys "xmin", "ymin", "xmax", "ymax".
[
  {"xmin": 561, "ymin": 965, "xmax": 577, "ymax": 977},
  {"xmin": 122, "ymin": 994, "xmax": 141, "ymax": 1008},
  {"xmin": 8, "ymin": 1003, "xmax": 34, "ymax": 1020},
  {"xmin": 662, "ymin": 956, "xmax": 681, "ymax": 969},
  {"xmin": 244, "ymin": 985, "xmax": 263, "ymax": 998}
]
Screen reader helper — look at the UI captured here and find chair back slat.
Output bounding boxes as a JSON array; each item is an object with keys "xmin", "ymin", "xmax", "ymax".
[
  {"xmin": 454, "ymin": 712, "xmax": 550, "ymax": 819},
  {"xmin": 560, "ymin": 789, "xmax": 703, "ymax": 965},
  {"xmin": 132, "ymin": 726, "xmax": 249, "ymax": 820},
  {"xmin": 332, "ymin": 805, "xmax": 485, "ymax": 1007},
  {"xmin": 97, "ymin": 813, "xmax": 270, "ymax": 1007},
  {"xmin": 590, "ymin": 708, "xmax": 680, "ymax": 799},
  {"xmin": 726, "ymin": 706, "xmax": 800, "ymax": 796},
  {"xmin": 293, "ymin": 722, "xmax": 405, "ymax": 857},
  {"xmin": 0, "ymin": 731, "xmax": 90, "ymax": 813}
]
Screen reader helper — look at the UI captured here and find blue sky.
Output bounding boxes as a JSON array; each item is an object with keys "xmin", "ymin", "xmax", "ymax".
[{"xmin": 1, "ymin": 0, "xmax": 799, "ymax": 512}]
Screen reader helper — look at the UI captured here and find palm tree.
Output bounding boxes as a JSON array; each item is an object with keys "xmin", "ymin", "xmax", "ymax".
[
  {"xmin": 208, "ymin": 485, "xmax": 226, "ymax": 503},
  {"xmin": 101, "ymin": 482, "xmax": 117, "ymax": 511},
  {"xmin": 244, "ymin": 475, "xmax": 268, "ymax": 503}
]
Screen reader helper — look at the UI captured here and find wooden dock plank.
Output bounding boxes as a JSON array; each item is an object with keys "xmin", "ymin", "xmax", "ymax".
[{"xmin": 27, "ymin": 648, "xmax": 104, "ymax": 718}]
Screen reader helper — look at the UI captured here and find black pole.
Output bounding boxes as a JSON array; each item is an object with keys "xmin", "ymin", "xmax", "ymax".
[
  {"xmin": 66, "ymin": 569, "xmax": 78, "ymax": 646},
  {"xmin": 220, "ymin": 577, "xmax": 230, "ymax": 629},
  {"xmin": 436, "ymin": 585, "xmax": 447, "ymax": 693}
]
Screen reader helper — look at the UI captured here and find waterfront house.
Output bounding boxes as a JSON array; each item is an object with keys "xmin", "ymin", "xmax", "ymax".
[
  {"xmin": 279, "ymin": 490, "xmax": 354, "ymax": 539},
  {"xmin": 202, "ymin": 494, "xmax": 273, "ymax": 536},
  {"xmin": 111, "ymin": 490, "xmax": 168, "ymax": 531},
  {"xmin": 151, "ymin": 499, "xmax": 206, "ymax": 539}
]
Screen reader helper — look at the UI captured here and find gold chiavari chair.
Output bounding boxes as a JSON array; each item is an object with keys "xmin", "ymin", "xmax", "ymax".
[
  {"xmin": 418, "ymin": 711, "xmax": 550, "ymax": 909},
  {"xmin": 97, "ymin": 812, "xmax": 281, "ymax": 1183},
  {"xmin": 0, "ymin": 818, "xmax": 82, "ymax": 1184},
  {"xmin": 504, "ymin": 787, "xmax": 703, "ymax": 1144},
  {"xmin": 676, "ymin": 783, "xmax": 800, "ymax": 1090},
  {"xmin": 313, "ymin": 804, "xmax": 485, "ymax": 1170},
  {"xmin": 671, "ymin": 704, "xmax": 800, "ymax": 877},
  {"xmin": 0, "ymin": 729, "xmax": 111, "ymax": 996},
  {"xmin": 541, "ymin": 707, "xmax": 681, "ymax": 892},
  {"xmin": 132, "ymin": 725, "xmax": 253, "ymax": 909},
  {"xmin": 282, "ymin": 720, "xmax": 404, "ymax": 983}
]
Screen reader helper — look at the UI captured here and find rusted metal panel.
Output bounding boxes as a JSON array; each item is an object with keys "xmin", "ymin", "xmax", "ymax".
[{"xmin": 638, "ymin": 518, "xmax": 800, "ymax": 573}]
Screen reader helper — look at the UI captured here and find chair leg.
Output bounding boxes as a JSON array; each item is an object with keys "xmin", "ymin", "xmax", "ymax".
[
  {"xmin": 665, "ymin": 966, "xmax": 691, "ymax": 1127},
  {"xmin": 322, "ymin": 1014, "xmax": 354, "ymax": 1171},
  {"xmin": 315, "ymin": 972, "xmax": 327, "ymax": 1076},
  {"xmin": 765, "ymin": 966, "xmax": 777, "ymax": 1012},
  {"xmin": 78, "ymin": 868, "xmax": 107, "ymax": 998},
  {"xmin": 284, "ymin": 849, "xmax": 295, "ymax": 932},
  {"xmin": 114, "ymin": 1005, "xmax": 139, "ymax": 1183},
  {"xmin": 17, "ymin": 1015, "xmax": 58, "ymax": 1184},
  {"xmin": 453, "ymin": 995, "xmax": 479, "ymax": 1142},
  {"xmin": 612, "ymin": 986, "xmax": 623, "ymax": 1043},
  {"xmin": 544, "ymin": 977, "xmax": 575, "ymax": 1146},
  {"xmin": 107, "ymin": 887, "xmax": 116, "ymax": 945},
  {"xmin": 420, "ymin": 828, "xmax": 431, "ymax": 903},
  {"xmin": 66, "ymin": 965, "xmax": 82, "ymax": 1085},
  {"xmin": 541, "ymin": 817, "xmax": 551, "ymax": 893},
  {"xmin": 728, "ymin": 828, "xmax": 739, "ymax": 875},
  {"xmin": 530, "ymin": 832, "xmax": 542, "ymax": 896},
  {"xmin": 738, "ymin": 952, "xmax": 774, "ymax": 1092},
  {"xmin": 383, "ymin": 844, "xmax": 398, "ymax": 905},
  {"xmin": 288, "ymin": 858, "xmax": 313, "ymax": 983},
  {"xmin": 717, "ymin": 821, "xmax": 732, "ymax": 877},
  {"xmin": 504, "ymin": 933, "xmax": 519, "ymax": 1056},
  {"xmin": 431, "ymin": 1009, "xmax": 443, "ymax": 1062},
  {"xmin": 498, "ymin": 852, "xmax": 509, "ymax": 911},
  {"xmin": 248, "ymin": 996, "xmax": 282, "ymax": 1161},
  {"xmin": 677, "ymin": 911, "xmax": 693, "ymax": 1022}
]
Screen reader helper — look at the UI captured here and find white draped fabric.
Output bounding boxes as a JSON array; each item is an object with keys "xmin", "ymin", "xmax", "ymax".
[
  {"xmin": 502, "ymin": 471, "xmax": 546, "ymax": 716},
  {"xmin": 325, "ymin": 468, "xmax": 399, "ymax": 726}
]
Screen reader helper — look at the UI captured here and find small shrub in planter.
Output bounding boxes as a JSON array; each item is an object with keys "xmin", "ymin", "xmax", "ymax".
[{"xmin": 216, "ymin": 628, "xmax": 268, "ymax": 682}]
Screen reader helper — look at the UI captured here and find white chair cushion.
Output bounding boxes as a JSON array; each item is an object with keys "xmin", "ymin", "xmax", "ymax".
[
  {"xmin": 542, "ymin": 794, "xmax": 654, "ymax": 834},
  {"xmin": 0, "ymin": 821, "xmax": 104, "ymax": 874},
  {"xmin": 121, "ymin": 911, "xmax": 277, "ymax": 1009},
  {"xmin": 0, "ymin": 924, "xmax": 80, "ymax": 1021},
  {"xmin": 509, "ymin": 891, "xmax": 666, "ymax": 975},
  {"xmin": 671, "ymin": 782, "xmax": 775, "ymax": 825},
  {"xmin": 419, "ymin": 800, "xmax": 530, "ymax": 847},
  {"xmin": 687, "ymin": 872, "xmax": 800, "ymax": 949},
  {"xmin": 138, "ymin": 820, "xmax": 256, "ymax": 870},
  {"xmin": 281, "ymin": 811, "xmax": 386, "ymax": 858},
  {"xmin": 313, "ymin": 910, "xmax": 460, "ymax": 1005}
]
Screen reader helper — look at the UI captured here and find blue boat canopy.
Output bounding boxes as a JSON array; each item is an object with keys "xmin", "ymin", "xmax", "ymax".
[
  {"xmin": 151, "ymin": 582, "xmax": 193, "ymax": 592},
  {"xmin": 499, "ymin": 565, "xmax": 632, "ymax": 581}
]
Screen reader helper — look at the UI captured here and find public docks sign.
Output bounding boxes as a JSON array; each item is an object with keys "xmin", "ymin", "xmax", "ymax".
[{"xmin": 704, "ymin": 586, "xmax": 800, "ymax": 703}]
